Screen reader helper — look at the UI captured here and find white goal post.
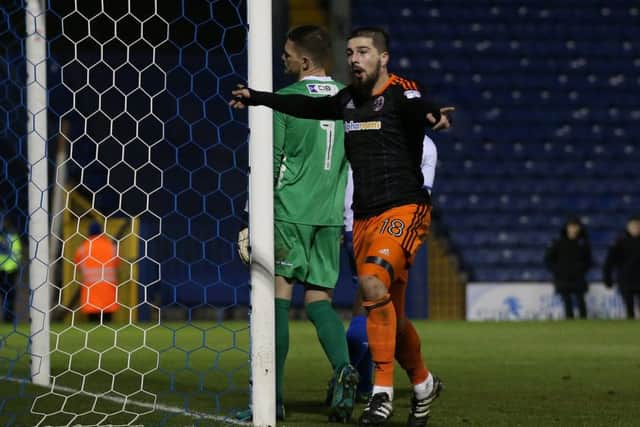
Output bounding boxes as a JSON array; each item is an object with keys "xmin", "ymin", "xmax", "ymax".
[
  {"xmin": 26, "ymin": 0, "xmax": 50, "ymax": 388},
  {"xmin": 22, "ymin": 0, "xmax": 277, "ymax": 424},
  {"xmin": 247, "ymin": 1, "xmax": 276, "ymax": 426}
]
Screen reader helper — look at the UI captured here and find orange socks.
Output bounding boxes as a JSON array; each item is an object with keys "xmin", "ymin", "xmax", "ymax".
[
  {"xmin": 364, "ymin": 295, "xmax": 397, "ymax": 387},
  {"xmin": 395, "ymin": 318, "xmax": 428, "ymax": 385},
  {"xmin": 366, "ymin": 298, "xmax": 429, "ymax": 388}
]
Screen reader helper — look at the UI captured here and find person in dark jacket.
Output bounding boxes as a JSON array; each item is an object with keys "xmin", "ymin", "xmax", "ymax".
[
  {"xmin": 545, "ymin": 216, "xmax": 593, "ymax": 319},
  {"xmin": 603, "ymin": 215, "xmax": 640, "ymax": 319}
]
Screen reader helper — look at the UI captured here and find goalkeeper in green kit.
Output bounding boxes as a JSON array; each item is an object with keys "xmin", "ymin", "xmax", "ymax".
[{"xmin": 236, "ymin": 25, "xmax": 358, "ymax": 422}]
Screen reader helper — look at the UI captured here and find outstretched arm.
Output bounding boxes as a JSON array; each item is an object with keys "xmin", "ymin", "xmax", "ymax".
[
  {"xmin": 230, "ymin": 85, "xmax": 343, "ymax": 120},
  {"xmin": 399, "ymin": 82, "xmax": 454, "ymax": 131},
  {"xmin": 429, "ymin": 106, "xmax": 455, "ymax": 130},
  {"xmin": 409, "ymin": 99, "xmax": 454, "ymax": 131}
]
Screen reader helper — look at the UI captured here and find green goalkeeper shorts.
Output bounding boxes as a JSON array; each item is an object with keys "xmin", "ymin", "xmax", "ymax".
[{"xmin": 274, "ymin": 221, "xmax": 342, "ymax": 288}]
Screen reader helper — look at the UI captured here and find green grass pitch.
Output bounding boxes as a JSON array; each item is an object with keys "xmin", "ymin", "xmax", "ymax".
[{"xmin": 0, "ymin": 320, "xmax": 638, "ymax": 426}]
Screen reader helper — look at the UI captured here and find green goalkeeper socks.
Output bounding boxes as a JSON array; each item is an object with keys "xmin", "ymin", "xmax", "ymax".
[
  {"xmin": 306, "ymin": 300, "xmax": 350, "ymax": 371},
  {"xmin": 275, "ymin": 298, "xmax": 291, "ymax": 404}
]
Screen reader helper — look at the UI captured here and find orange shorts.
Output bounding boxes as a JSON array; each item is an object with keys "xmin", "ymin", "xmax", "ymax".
[{"xmin": 352, "ymin": 203, "xmax": 431, "ymax": 288}]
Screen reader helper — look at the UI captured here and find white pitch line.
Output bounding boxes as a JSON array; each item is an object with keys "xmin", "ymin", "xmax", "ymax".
[{"xmin": 3, "ymin": 376, "xmax": 251, "ymax": 426}]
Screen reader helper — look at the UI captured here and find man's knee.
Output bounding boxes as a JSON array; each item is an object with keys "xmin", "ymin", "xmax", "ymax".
[
  {"xmin": 275, "ymin": 276, "xmax": 295, "ymax": 300},
  {"xmin": 359, "ymin": 275, "xmax": 387, "ymax": 301}
]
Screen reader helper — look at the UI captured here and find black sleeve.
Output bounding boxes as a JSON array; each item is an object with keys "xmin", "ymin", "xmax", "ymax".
[
  {"xmin": 399, "ymin": 82, "xmax": 442, "ymax": 128},
  {"xmin": 248, "ymin": 88, "xmax": 345, "ymax": 120}
]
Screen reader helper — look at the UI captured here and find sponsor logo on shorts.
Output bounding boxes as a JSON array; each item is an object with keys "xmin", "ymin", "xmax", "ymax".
[{"xmin": 345, "ymin": 120, "xmax": 382, "ymax": 132}]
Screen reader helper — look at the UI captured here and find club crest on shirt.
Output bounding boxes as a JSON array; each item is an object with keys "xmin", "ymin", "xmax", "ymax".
[{"xmin": 373, "ymin": 95, "xmax": 385, "ymax": 111}]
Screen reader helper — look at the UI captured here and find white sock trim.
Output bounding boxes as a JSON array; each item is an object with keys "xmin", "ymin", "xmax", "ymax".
[
  {"xmin": 372, "ymin": 385, "xmax": 394, "ymax": 401},
  {"xmin": 414, "ymin": 372, "xmax": 434, "ymax": 400}
]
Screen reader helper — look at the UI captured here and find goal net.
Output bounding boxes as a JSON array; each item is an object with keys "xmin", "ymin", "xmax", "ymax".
[{"xmin": 0, "ymin": 0, "xmax": 264, "ymax": 425}]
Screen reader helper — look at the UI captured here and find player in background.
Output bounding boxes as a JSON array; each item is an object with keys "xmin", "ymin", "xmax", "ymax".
[
  {"xmin": 340, "ymin": 135, "xmax": 438, "ymax": 403},
  {"xmin": 73, "ymin": 222, "xmax": 120, "ymax": 323},
  {"xmin": 231, "ymin": 26, "xmax": 452, "ymax": 427},
  {"xmin": 236, "ymin": 25, "xmax": 358, "ymax": 422}
]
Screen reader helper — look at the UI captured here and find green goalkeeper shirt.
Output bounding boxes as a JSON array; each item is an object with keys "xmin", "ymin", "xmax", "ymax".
[{"xmin": 273, "ymin": 76, "xmax": 346, "ymax": 226}]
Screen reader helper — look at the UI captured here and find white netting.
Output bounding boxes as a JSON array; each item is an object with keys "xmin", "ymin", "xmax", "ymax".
[{"xmin": 0, "ymin": 1, "xmax": 252, "ymax": 425}]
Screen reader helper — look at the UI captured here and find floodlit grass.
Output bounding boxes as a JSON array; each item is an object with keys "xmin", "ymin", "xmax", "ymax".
[
  {"xmin": 0, "ymin": 320, "xmax": 639, "ymax": 426},
  {"xmin": 0, "ymin": 321, "xmax": 251, "ymax": 426}
]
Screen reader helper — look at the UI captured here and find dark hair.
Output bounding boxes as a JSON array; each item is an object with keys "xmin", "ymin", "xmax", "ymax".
[
  {"xmin": 348, "ymin": 27, "xmax": 390, "ymax": 53},
  {"xmin": 562, "ymin": 215, "xmax": 588, "ymax": 241},
  {"xmin": 287, "ymin": 25, "xmax": 332, "ymax": 68},
  {"xmin": 566, "ymin": 216, "xmax": 582, "ymax": 227}
]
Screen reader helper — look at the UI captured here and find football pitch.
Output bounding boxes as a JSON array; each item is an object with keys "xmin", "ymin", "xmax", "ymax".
[{"xmin": 0, "ymin": 320, "xmax": 638, "ymax": 426}]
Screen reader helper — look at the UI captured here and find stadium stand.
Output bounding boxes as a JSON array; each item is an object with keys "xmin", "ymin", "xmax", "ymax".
[{"xmin": 352, "ymin": 0, "xmax": 640, "ymax": 282}]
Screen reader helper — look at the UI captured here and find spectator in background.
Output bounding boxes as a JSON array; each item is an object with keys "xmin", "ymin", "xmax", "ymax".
[
  {"xmin": 0, "ymin": 216, "xmax": 22, "ymax": 323},
  {"xmin": 74, "ymin": 222, "xmax": 120, "ymax": 322},
  {"xmin": 603, "ymin": 215, "xmax": 640, "ymax": 319},
  {"xmin": 544, "ymin": 216, "xmax": 592, "ymax": 319}
]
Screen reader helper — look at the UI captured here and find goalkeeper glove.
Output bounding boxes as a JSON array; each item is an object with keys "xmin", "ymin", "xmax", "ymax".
[{"xmin": 237, "ymin": 227, "xmax": 250, "ymax": 265}]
